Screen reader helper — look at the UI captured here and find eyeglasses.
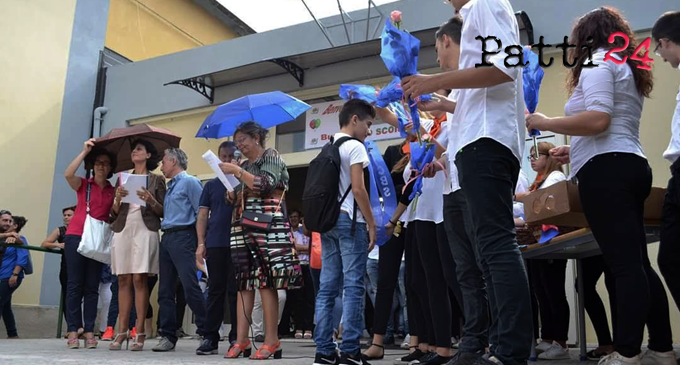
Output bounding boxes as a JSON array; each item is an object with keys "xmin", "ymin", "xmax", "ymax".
[
  {"xmin": 527, "ymin": 153, "xmax": 548, "ymax": 162},
  {"xmin": 94, "ymin": 161, "xmax": 111, "ymax": 167},
  {"xmin": 235, "ymin": 136, "xmax": 249, "ymax": 145}
]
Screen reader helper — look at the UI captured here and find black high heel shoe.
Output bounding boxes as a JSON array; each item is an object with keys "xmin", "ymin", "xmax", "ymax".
[{"xmin": 362, "ymin": 343, "xmax": 385, "ymax": 360}]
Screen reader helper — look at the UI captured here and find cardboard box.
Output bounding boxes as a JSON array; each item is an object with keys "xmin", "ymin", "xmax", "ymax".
[{"xmin": 523, "ymin": 181, "xmax": 665, "ymax": 227}]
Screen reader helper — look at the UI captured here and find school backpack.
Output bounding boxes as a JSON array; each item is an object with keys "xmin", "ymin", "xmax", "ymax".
[{"xmin": 302, "ymin": 136, "xmax": 359, "ymax": 233}]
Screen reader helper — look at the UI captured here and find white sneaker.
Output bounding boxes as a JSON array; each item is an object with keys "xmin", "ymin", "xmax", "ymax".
[
  {"xmin": 536, "ymin": 341, "xmax": 552, "ymax": 354},
  {"xmin": 538, "ymin": 342, "xmax": 570, "ymax": 360},
  {"xmin": 401, "ymin": 335, "xmax": 411, "ymax": 349},
  {"xmin": 598, "ymin": 352, "xmax": 642, "ymax": 365},
  {"xmin": 640, "ymin": 350, "xmax": 678, "ymax": 365}
]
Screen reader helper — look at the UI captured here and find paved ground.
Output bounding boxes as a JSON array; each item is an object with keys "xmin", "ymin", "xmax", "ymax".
[{"xmin": 0, "ymin": 338, "xmax": 602, "ymax": 365}]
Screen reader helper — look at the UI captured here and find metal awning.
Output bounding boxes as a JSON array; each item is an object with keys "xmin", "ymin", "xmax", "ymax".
[
  {"xmin": 164, "ymin": 26, "xmax": 439, "ymax": 104},
  {"xmin": 164, "ymin": 11, "xmax": 533, "ymax": 104}
]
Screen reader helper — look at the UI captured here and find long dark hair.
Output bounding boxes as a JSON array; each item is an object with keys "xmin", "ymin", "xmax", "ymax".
[
  {"xmin": 131, "ymin": 138, "xmax": 160, "ymax": 171},
  {"xmin": 567, "ymin": 7, "xmax": 653, "ymax": 98}
]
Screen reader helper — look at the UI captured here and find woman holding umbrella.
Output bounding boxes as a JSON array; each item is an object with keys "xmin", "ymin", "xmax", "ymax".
[
  {"xmin": 64, "ymin": 138, "xmax": 117, "ymax": 349},
  {"xmin": 109, "ymin": 139, "xmax": 166, "ymax": 351},
  {"xmin": 219, "ymin": 121, "xmax": 301, "ymax": 360}
]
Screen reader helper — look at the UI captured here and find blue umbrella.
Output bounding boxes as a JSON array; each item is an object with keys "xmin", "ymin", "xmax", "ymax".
[{"xmin": 196, "ymin": 91, "xmax": 311, "ymax": 139}]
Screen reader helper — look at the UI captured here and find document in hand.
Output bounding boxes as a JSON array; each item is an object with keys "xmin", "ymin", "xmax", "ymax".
[
  {"xmin": 202, "ymin": 150, "xmax": 240, "ymax": 192},
  {"xmin": 119, "ymin": 173, "xmax": 149, "ymax": 206}
]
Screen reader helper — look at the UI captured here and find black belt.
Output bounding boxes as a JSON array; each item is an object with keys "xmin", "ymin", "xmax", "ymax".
[{"xmin": 161, "ymin": 225, "xmax": 195, "ymax": 233}]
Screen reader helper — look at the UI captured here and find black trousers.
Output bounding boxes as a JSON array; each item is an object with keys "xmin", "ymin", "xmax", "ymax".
[
  {"xmin": 405, "ymin": 226, "xmax": 428, "ymax": 341},
  {"xmin": 578, "ymin": 255, "xmax": 616, "ymax": 346},
  {"xmin": 414, "ymin": 220, "xmax": 452, "ymax": 348},
  {"xmin": 530, "ymin": 260, "xmax": 569, "ymax": 341},
  {"xmin": 290, "ymin": 264, "xmax": 315, "ymax": 332},
  {"xmin": 372, "ymin": 231, "xmax": 406, "ymax": 335},
  {"xmin": 456, "ymin": 138, "xmax": 532, "ymax": 365},
  {"xmin": 205, "ymin": 247, "xmax": 238, "ymax": 343},
  {"xmin": 436, "ymin": 223, "xmax": 464, "ymax": 338},
  {"xmin": 578, "ymin": 152, "xmax": 673, "ymax": 357},
  {"xmin": 64, "ymin": 235, "xmax": 103, "ymax": 333},
  {"xmin": 659, "ymin": 159, "xmax": 680, "ymax": 318}
]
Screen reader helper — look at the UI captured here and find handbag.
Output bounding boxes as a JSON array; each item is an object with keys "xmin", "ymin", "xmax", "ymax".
[
  {"xmin": 238, "ymin": 189, "xmax": 285, "ymax": 232},
  {"xmin": 77, "ymin": 182, "xmax": 113, "ymax": 264}
]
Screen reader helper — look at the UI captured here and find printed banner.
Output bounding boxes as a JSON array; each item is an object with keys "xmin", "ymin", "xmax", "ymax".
[{"xmin": 305, "ymin": 100, "xmax": 402, "ymax": 149}]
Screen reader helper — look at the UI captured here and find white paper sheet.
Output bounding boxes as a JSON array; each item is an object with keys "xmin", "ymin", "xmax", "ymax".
[
  {"xmin": 202, "ymin": 150, "xmax": 240, "ymax": 192},
  {"xmin": 119, "ymin": 173, "xmax": 148, "ymax": 206}
]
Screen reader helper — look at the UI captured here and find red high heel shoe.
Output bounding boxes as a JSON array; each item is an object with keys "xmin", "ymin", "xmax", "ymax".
[
  {"xmin": 251, "ymin": 341, "xmax": 282, "ymax": 360},
  {"xmin": 224, "ymin": 340, "xmax": 252, "ymax": 358}
]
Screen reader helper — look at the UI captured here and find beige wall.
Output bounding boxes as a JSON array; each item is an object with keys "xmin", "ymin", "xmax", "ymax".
[
  {"xmin": 536, "ymin": 35, "xmax": 680, "ymax": 343},
  {"xmin": 105, "ymin": 0, "xmax": 238, "ymax": 61},
  {"xmin": 0, "ymin": 0, "xmax": 78, "ymax": 305}
]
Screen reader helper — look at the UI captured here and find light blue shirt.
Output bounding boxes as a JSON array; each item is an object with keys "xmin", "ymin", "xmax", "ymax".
[{"xmin": 161, "ymin": 171, "xmax": 203, "ymax": 230}]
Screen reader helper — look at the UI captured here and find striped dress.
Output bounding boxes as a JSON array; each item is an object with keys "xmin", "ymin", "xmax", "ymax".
[{"xmin": 230, "ymin": 148, "xmax": 302, "ymax": 291}]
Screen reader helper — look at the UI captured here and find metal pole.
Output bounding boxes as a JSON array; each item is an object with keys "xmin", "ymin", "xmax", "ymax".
[
  {"xmin": 365, "ymin": 0, "xmax": 371, "ymax": 41},
  {"xmin": 56, "ymin": 290, "xmax": 64, "ymax": 338},
  {"xmin": 301, "ymin": 0, "xmax": 335, "ymax": 47},
  {"xmin": 337, "ymin": 0, "xmax": 352, "ymax": 44}
]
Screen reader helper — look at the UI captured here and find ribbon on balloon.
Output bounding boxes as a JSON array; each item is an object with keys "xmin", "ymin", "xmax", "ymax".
[
  {"xmin": 365, "ymin": 140, "xmax": 397, "ymax": 246},
  {"xmin": 380, "ymin": 20, "xmax": 433, "ymax": 141},
  {"xmin": 523, "ymin": 47, "xmax": 545, "ymax": 158}
]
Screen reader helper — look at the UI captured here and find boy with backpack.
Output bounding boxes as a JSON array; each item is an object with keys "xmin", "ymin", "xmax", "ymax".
[{"xmin": 304, "ymin": 98, "xmax": 376, "ymax": 365}]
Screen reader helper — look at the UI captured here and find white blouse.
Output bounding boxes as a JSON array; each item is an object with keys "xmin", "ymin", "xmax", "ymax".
[{"xmin": 565, "ymin": 49, "xmax": 646, "ymax": 177}]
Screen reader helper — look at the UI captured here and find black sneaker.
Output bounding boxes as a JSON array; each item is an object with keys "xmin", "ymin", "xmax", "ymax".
[
  {"xmin": 314, "ymin": 352, "xmax": 340, "ymax": 365},
  {"xmin": 416, "ymin": 353, "xmax": 437, "ymax": 364},
  {"xmin": 340, "ymin": 352, "xmax": 370, "ymax": 365},
  {"xmin": 420, "ymin": 354, "xmax": 454, "ymax": 365},
  {"xmin": 446, "ymin": 352, "xmax": 485, "ymax": 365},
  {"xmin": 398, "ymin": 349, "xmax": 426, "ymax": 364},
  {"xmin": 196, "ymin": 338, "xmax": 218, "ymax": 355}
]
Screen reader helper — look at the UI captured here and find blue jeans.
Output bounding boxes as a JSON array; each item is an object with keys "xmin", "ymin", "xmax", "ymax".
[
  {"xmin": 158, "ymin": 229, "xmax": 207, "ymax": 344},
  {"xmin": 456, "ymin": 139, "xmax": 533, "ymax": 365},
  {"xmin": 314, "ymin": 213, "xmax": 368, "ymax": 355},
  {"xmin": 311, "ymin": 268, "xmax": 343, "ymax": 333},
  {"xmin": 397, "ymin": 261, "xmax": 408, "ymax": 335},
  {"xmin": 0, "ymin": 277, "xmax": 23, "ymax": 337}
]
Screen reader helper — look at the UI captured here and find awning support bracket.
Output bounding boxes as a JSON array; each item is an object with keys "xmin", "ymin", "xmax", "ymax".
[
  {"xmin": 164, "ymin": 76, "xmax": 214, "ymax": 103},
  {"xmin": 268, "ymin": 58, "xmax": 304, "ymax": 87}
]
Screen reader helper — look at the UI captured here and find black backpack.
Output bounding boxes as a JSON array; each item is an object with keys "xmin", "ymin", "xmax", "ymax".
[{"xmin": 302, "ymin": 136, "xmax": 360, "ymax": 233}]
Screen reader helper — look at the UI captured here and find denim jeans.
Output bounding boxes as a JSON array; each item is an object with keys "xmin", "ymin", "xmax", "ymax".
[
  {"xmin": 396, "ymin": 261, "xmax": 408, "ymax": 335},
  {"xmin": 311, "ymin": 267, "xmax": 343, "ymax": 333},
  {"xmin": 366, "ymin": 258, "xmax": 396, "ymax": 340},
  {"xmin": 456, "ymin": 138, "xmax": 533, "ymax": 365},
  {"xmin": 314, "ymin": 213, "xmax": 368, "ymax": 356},
  {"xmin": 158, "ymin": 229, "xmax": 207, "ymax": 344},
  {"xmin": 0, "ymin": 276, "xmax": 23, "ymax": 337}
]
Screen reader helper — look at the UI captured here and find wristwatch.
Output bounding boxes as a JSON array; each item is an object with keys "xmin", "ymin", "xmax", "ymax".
[{"xmin": 11, "ymin": 273, "xmax": 18, "ymax": 277}]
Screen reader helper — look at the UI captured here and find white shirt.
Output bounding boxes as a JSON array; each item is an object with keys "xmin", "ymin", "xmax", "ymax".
[
  {"xmin": 335, "ymin": 132, "xmax": 370, "ymax": 223},
  {"xmin": 403, "ymin": 162, "xmax": 445, "ymax": 224},
  {"xmin": 566, "ymin": 50, "xmax": 646, "ymax": 177},
  {"xmin": 450, "ymin": 0, "xmax": 525, "ymax": 164},
  {"xmin": 444, "ymin": 90, "xmax": 461, "ymax": 194},
  {"xmin": 539, "ymin": 170, "xmax": 567, "ymax": 189},
  {"xmin": 663, "ymin": 86, "xmax": 680, "ymax": 163},
  {"xmin": 513, "ymin": 170, "xmax": 529, "ymax": 219},
  {"xmin": 368, "ymin": 245, "xmax": 379, "ymax": 260}
]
